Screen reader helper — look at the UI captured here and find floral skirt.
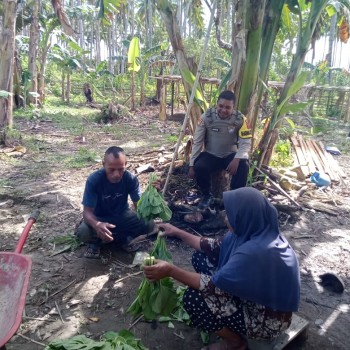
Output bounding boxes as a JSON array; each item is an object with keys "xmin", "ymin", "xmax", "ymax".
[{"xmin": 183, "ymin": 251, "xmax": 292, "ymax": 340}]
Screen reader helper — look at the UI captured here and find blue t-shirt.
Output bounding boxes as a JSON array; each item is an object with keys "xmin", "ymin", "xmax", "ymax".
[{"xmin": 82, "ymin": 169, "xmax": 141, "ymax": 219}]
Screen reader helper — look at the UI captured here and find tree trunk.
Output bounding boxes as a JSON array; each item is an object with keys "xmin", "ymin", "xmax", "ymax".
[
  {"xmin": 0, "ymin": 0, "xmax": 17, "ymax": 135},
  {"xmin": 28, "ymin": 0, "xmax": 41, "ymax": 106},
  {"xmin": 95, "ymin": 21, "xmax": 101, "ymax": 66},
  {"xmin": 131, "ymin": 71, "xmax": 135, "ymax": 110},
  {"xmin": 258, "ymin": 0, "xmax": 328, "ymax": 167},
  {"xmin": 155, "ymin": 0, "xmax": 204, "ymax": 132},
  {"xmin": 61, "ymin": 71, "xmax": 66, "ymax": 101},
  {"xmin": 326, "ymin": 14, "xmax": 337, "ymax": 84},
  {"xmin": 66, "ymin": 72, "xmax": 71, "ymax": 104},
  {"xmin": 147, "ymin": 0, "xmax": 153, "ymax": 48}
]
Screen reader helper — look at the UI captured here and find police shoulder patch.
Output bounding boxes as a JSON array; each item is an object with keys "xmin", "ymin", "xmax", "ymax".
[{"xmin": 239, "ymin": 116, "xmax": 252, "ymax": 139}]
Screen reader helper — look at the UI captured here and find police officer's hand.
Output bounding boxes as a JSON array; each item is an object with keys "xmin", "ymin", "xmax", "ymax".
[
  {"xmin": 94, "ymin": 222, "xmax": 115, "ymax": 242},
  {"xmin": 188, "ymin": 166, "xmax": 196, "ymax": 179},
  {"xmin": 226, "ymin": 158, "xmax": 240, "ymax": 176}
]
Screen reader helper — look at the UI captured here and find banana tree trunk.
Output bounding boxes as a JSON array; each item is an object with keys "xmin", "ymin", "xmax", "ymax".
[
  {"xmin": 155, "ymin": 0, "xmax": 204, "ymax": 131},
  {"xmin": 0, "ymin": 0, "xmax": 17, "ymax": 135},
  {"xmin": 131, "ymin": 71, "xmax": 135, "ymax": 110},
  {"xmin": 258, "ymin": 0, "xmax": 328, "ymax": 166},
  {"xmin": 237, "ymin": 0, "xmax": 266, "ymax": 116},
  {"xmin": 251, "ymin": 0, "xmax": 285, "ymax": 139}
]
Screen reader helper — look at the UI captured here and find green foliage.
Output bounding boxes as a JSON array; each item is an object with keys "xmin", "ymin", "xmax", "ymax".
[
  {"xmin": 128, "ymin": 36, "xmax": 141, "ymax": 72},
  {"xmin": 137, "ymin": 174, "xmax": 172, "ymax": 221},
  {"xmin": 127, "ymin": 236, "xmax": 177, "ymax": 321},
  {"xmin": 166, "ymin": 134, "xmax": 178, "ymax": 143},
  {"xmin": 270, "ymin": 139, "xmax": 293, "ymax": 167},
  {"xmin": 44, "ymin": 330, "xmax": 148, "ymax": 350},
  {"xmin": 49, "ymin": 234, "xmax": 82, "ymax": 251}
]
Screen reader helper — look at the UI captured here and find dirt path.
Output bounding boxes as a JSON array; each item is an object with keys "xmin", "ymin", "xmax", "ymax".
[{"xmin": 0, "ymin": 108, "xmax": 349, "ymax": 349}]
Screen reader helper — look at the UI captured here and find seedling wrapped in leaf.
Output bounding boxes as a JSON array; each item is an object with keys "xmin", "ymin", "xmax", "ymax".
[{"xmin": 137, "ymin": 173, "xmax": 172, "ymax": 221}]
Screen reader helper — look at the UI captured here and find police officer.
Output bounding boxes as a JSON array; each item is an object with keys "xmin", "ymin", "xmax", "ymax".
[{"xmin": 188, "ymin": 90, "xmax": 251, "ymax": 209}]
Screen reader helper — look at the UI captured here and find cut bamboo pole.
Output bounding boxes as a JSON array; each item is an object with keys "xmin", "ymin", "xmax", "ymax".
[
  {"xmin": 311, "ymin": 140, "xmax": 339, "ymax": 182},
  {"xmin": 306, "ymin": 139, "xmax": 327, "ymax": 175},
  {"xmin": 290, "ymin": 136, "xmax": 309, "ymax": 177},
  {"xmin": 297, "ymin": 134, "xmax": 316, "ymax": 174},
  {"xmin": 318, "ymin": 141, "xmax": 346, "ymax": 178}
]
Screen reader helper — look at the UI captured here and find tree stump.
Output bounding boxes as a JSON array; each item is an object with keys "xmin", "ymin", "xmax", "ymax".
[{"xmin": 211, "ymin": 170, "xmax": 230, "ymax": 199}]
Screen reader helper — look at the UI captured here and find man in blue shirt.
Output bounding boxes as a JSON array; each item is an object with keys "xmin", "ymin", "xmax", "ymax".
[{"xmin": 76, "ymin": 146, "xmax": 156, "ymax": 258}]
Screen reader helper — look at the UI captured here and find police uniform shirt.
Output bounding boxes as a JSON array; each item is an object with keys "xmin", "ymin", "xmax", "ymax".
[{"xmin": 189, "ymin": 107, "xmax": 251, "ymax": 166}]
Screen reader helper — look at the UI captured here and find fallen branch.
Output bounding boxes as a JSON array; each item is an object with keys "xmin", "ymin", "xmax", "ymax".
[
  {"xmin": 114, "ymin": 271, "xmax": 143, "ymax": 284},
  {"xmin": 40, "ymin": 279, "xmax": 77, "ymax": 305},
  {"xmin": 25, "ymin": 190, "xmax": 59, "ymax": 200},
  {"xmin": 55, "ymin": 301, "xmax": 64, "ymax": 323},
  {"xmin": 128, "ymin": 314, "xmax": 144, "ymax": 330},
  {"xmin": 16, "ymin": 333, "xmax": 45, "ymax": 347},
  {"xmin": 256, "ymin": 167, "xmax": 302, "ymax": 208},
  {"xmin": 23, "ymin": 316, "xmax": 55, "ymax": 322}
]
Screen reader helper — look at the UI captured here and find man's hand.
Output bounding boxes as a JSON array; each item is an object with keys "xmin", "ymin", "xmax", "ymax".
[
  {"xmin": 188, "ymin": 166, "xmax": 196, "ymax": 179},
  {"xmin": 226, "ymin": 157, "xmax": 240, "ymax": 176},
  {"xmin": 143, "ymin": 260, "xmax": 172, "ymax": 282},
  {"xmin": 94, "ymin": 222, "xmax": 115, "ymax": 242}
]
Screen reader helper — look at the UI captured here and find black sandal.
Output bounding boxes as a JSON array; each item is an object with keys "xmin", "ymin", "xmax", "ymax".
[{"xmin": 84, "ymin": 245, "xmax": 101, "ymax": 259}]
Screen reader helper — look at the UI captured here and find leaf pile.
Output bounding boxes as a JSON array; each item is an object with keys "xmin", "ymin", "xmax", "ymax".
[
  {"xmin": 44, "ymin": 330, "xmax": 148, "ymax": 350},
  {"xmin": 137, "ymin": 173, "xmax": 172, "ymax": 221},
  {"xmin": 127, "ymin": 236, "xmax": 177, "ymax": 320}
]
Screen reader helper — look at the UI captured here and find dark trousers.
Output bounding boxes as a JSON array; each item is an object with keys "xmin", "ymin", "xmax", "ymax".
[
  {"xmin": 75, "ymin": 209, "xmax": 155, "ymax": 246},
  {"xmin": 194, "ymin": 152, "xmax": 249, "ymax": 194}
]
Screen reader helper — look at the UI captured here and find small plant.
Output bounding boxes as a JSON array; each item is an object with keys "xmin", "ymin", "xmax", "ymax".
[
  {"xmin": 49, "ymin": 233, "xmax": 82, "ymax": 251},
  {"xmin": 271, "ymin": 139, "xmax": 293, "ymax": 168}
]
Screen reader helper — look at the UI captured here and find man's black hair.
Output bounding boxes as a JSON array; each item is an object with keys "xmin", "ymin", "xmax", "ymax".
[
  {"xmin": 105, "ymin": 146, "xmax": 125, "ymax": 158},
  {"xmin": 218, "ymin": 90, "xmax": 235, "ymax": 103}
]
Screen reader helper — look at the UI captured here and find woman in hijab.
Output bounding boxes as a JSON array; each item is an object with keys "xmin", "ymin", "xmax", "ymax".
[{"xmin": 144, "ymin": 187, "xmax": 300, "ymax": 350}]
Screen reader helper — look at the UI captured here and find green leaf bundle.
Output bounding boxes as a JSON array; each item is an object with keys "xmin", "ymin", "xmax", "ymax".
[
  {"xmin": 137, "ymin": 174, "xmax": 172, "ymax": 221},
  {"xmin": 127, "ymin": 241, "xmax": 177, "ymax": 321},
  {"xmin": 150, "ymin": 234, "xmax": 172, "ymax": 262},
  {"xmin": 44, "ymin": 330, "xmax": 148, "ymax": 350}
]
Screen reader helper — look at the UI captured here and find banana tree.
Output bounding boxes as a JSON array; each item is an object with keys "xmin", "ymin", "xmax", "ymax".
[
  {"xmin": 128, "ymin": 36, "xmax": 141, "ymax": 110},
  {"xmin": 49, "ymin": 43, "xmax": 82, "ymax": 103},
  {"xmin": 257, "ymin": 0, "xmax": 350, "ymax": 167},
  {"xmin": 154, "ymin": 0, "xmax": 206, "ymax": 132}
]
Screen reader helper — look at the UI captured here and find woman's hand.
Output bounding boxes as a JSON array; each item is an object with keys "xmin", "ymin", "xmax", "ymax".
[
  {"xmin": 144, "ymin": 260, "xmax": 172, "ymax": 282},
  {"xmin": 157, "ymin": 223, "xmax": 181, "ymax": 237}
]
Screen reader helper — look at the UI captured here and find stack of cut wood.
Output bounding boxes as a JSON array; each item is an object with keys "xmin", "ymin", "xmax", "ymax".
[{"xmin": 290, "ymin": 134, "xmax": 345, "ymax": 183}]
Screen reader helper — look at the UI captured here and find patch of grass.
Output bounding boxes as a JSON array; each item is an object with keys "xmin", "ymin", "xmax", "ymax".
[
  {"xmin": 22, "ymin": 162, "xmax": 52, "ymax": 179},
  {"xmin": 166, "ymin": 134, "xmax": 178, "ymax": 143},
  {"xmin": 49, "ymin": 233, "xmax": 82, "ymax": 251},
  {"xmin": 64, "ymin": 147, "xmax": 99, "ymax": 168}
]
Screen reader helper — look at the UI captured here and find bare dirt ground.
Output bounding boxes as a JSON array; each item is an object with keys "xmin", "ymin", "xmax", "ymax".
[{"xmin": 0, "ymin": 106, "xmax": 349, "ymax": 350}]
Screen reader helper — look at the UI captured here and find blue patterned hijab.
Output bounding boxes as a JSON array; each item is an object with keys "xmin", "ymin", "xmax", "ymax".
[{"xmin": 212, "ymin": 187, "xmax": 300, "ymax": 312}]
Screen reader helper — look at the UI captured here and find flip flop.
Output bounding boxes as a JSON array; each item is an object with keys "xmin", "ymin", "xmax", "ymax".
[
  {"xmin": 84, "ymin": 246, "xmax": 101, "ymax": 259},
  {"xmin": 121, "ymin": 243, "xmax": 140, "ymax": 253}
]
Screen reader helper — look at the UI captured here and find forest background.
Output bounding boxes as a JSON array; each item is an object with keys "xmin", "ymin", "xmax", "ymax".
[{"xmin": 0, "ymin": 0, "xmax": 350, "ymax": 167}]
